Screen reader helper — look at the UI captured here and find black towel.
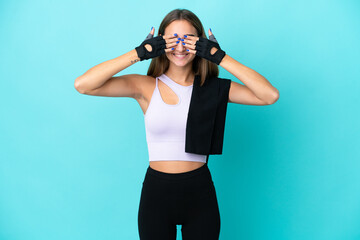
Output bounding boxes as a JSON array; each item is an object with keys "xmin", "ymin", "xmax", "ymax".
[{"xmin": 185, "ymin": 75, "xmax": 231, "ymax": 155}]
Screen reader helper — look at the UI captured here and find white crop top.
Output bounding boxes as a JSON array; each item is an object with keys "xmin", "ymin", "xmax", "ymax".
[{"xmin": 144, "ymin": 73, "xmax": 207, "ymax": 162}]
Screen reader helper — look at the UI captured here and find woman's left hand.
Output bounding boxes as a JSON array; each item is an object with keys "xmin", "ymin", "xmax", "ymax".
[{"xmin": 182, "ymin": 28, "xmax": 226, "ymax": 65}]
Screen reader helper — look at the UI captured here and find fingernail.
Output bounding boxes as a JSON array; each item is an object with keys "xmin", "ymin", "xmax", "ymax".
[
  {"xmin": 174, "ymin": 33, "xmax": 177, "ymax": 36},
  {"xmin": 186, "ymin": 49, "xmax": 189, "ymax": 51},
  {"xmin": 184, "ymin": 35, "xmax": 187, "ymax": 38},
  {"xmin": 181, "ymin": 39, "xmax": 184, "ymax": 41},
  {"xmin": 182, "ymin": 42, "xmax": 185, "ymax": 45},
  {"xmin": 176, "ymin": 41, "xmax": 179, "ymax": 44},
  {"xmin": 172, "ymin": 48, "xmax": 174, "ymax": 50},
  {"xmin": 210, "ymin": 28, "xmax": 212, "ymax": 32},
  {"xmin": 178, "ymin": 38, "xmax": 181, "ymax": 40},
  {"xmin": 151, "ymin": 27, "xmax": 153, "ymax": 30}
]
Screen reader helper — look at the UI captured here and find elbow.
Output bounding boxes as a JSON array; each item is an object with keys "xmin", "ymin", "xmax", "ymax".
[
  {"xmin": 74, "ymin": 78, "xmax": 87, "ymax": 94},
  {"xmin": 271, "ymin": 88, "xmax": 280, "ymax": 104},
  {"xmin": 266, "ymin": 89, "xmax": 280, "ymax": 105}
]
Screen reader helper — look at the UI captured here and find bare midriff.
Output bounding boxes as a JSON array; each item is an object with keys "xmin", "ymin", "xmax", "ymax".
[{"xmin": 149, "ymin": 161, "xmax": 205, "ymax": 173}]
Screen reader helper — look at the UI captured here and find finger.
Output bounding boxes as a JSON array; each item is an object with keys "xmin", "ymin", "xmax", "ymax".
[
  {"xmin": 208, "ymin": 28, "xmax": 219, "ymax": 43},
  {"xmin": 209, "ymin": 35, "xmax": 218, "ymax": 43},
  {"xmin": 165, "ymin": 41, "xmax": 179, "ymax": 49},
  {"xmin": 163, "ymin": 36, "xmax": 184, "ymax": 49},
  {"xmin": 183, "ymin": 41, "xmax": 196, "ymax": 50},
  {"xmin": 161, "ymin": 33, "xmax": 180, "ymax": 40},
  {"xmin": 185, "ymin": 48, "xmax": 196, "ymax": 55},
  {"xmin": 144, "ymin": 27, "xmax": 155, "ymax": 40},
  {"xmin": 166, "ymin": 37, "xmax": 181, "ymax": 44},
  {"xmin": 164, "ymin": 45, "xmax": 178, "ymax": 53},
  {"xmin": 164, "ymin": 48, "xmax": 175, "ymax": 53},
  {"xmin": 183, "ymin": 38, "xmax": 199, "ymax": 50},
  {"xmin": 145, "ymin": 33, "xmax": 153, "ymax": 40},
  {"xmin": 164, "ymin": 40, "xmax": 181, "ymax": 52},
  {"xmin": 185, "ymin": 44, "xmax": 196, "ymax": 50},
  {"xmin": 183, "ymin": 35, "xmax": 199, "ymax": 41},
  {"xmin": 182, "ymin": 38, "xmax": 195, "ymax": 45}
]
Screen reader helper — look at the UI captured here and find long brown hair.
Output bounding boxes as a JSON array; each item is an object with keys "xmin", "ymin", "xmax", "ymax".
[{"xmin": 146, "ymin": 8, "xmax": 219, "ymax": 87}]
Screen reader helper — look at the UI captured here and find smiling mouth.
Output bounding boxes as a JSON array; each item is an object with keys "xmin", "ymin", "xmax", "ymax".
[{"xmin": 172, "ymin": 53, "xmax": 189, "ymax": 59}]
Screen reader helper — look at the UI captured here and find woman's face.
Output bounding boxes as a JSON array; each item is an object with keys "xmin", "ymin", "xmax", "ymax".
[{"xmin": 162, "ymin": 20, "xmax": 198, "ymax": 67}]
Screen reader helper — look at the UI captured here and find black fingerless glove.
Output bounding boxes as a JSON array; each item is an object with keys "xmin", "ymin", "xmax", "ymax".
[
  {"xmin": 195, "ymin": 36, "xmax": 226, "ymax": 65},
  {"xmin": 135, "ymin": 34, "xmax": 166, "ymax": 61}
]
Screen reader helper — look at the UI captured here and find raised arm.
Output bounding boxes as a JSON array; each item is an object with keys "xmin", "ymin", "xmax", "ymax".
[
  {"xmin": 74, "ymin": 27, "xmax": 179, "ymax": 99},
  {"xmin": 74, "ymin": 49, "xmax": 142, "ymax": 98},
  {"xmin": 220, "ymin": 54, "xmax": 280, "ymax": 105}
]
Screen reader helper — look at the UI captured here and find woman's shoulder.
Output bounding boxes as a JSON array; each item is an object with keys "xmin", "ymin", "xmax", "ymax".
[
  {"xmin": 135, "ymin": 74, "xmax": 156, "ymax": 90},
  {"xmin": 133, "ymin": 74, "xmax": 157, "ymax": 102}
]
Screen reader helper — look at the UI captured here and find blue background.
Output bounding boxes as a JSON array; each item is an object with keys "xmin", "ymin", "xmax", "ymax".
[{"xmin": 1, "ymin": 0, "xmax": 359, "ymax": 239}]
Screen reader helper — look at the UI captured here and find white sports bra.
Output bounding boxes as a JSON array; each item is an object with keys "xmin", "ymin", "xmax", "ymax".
[{"xmin": 144, "ymin": 73, "xmax": 207, "ymax": 163}]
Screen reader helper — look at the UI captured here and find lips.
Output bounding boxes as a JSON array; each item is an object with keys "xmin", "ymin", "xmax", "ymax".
[{"xmin": 172, "ymin": 53, "xmax": 189, "ymax": 59}]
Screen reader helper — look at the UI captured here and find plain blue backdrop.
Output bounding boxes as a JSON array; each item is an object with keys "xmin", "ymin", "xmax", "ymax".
[{"xmin": 1, "ymin": 0, "xmax": 359, "ymax": 239}]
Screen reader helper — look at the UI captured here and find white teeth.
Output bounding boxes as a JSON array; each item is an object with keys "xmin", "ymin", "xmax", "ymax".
[{"xmin": 173, "ymin": 54, "xmax": 188, "ymax": 56}]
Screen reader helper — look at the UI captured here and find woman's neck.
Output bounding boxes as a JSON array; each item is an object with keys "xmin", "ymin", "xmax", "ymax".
[{"xmin": 165, "ymin": 65, "xmax": 194, "ymax": 85}]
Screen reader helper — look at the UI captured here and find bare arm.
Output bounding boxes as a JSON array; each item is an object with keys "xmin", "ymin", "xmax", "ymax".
[
  {"xmin": 182, "ymin": 29, "xmax": 279, "ymax": 105},
  {"xmin": 74, "ymin": 49, "xmax": 142, "ymax": 98},
  {"xmin": 220, "ymin": 54, "xmax": 279, "ymax": 105}
]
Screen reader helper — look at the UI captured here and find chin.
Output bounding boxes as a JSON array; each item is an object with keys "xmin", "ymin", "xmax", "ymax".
[{"xmin": 173, "ymin": 61, "xmax": 189, "ymax": 66}]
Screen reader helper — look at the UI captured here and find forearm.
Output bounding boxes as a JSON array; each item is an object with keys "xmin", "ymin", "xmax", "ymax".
[
  {"xmin": 74, "ymin": 49, "xmax": 140, "ymax": 91},
  {"xmin": 220, "ymin": 54, "xmax": 279, "ymax": 102}
]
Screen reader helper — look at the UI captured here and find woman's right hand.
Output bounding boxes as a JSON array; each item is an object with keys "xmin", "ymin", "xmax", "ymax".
[{"xmin": 135, "ymin": 27, "xmax": 179, "ymax": 61}]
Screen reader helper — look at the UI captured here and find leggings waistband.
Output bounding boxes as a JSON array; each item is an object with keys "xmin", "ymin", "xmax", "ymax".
[{"xmin": 146, "ymin": 163, "xmax": 209, "ymax": 180}]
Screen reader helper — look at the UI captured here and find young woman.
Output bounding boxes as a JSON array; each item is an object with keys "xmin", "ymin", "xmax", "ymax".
[{"xmin": 74, "ymin": 8, "xmax": 279, "ymax": 240}]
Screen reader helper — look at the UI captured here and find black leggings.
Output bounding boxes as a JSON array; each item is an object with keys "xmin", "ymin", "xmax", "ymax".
[{"xmin": 137, "ymin": 163, "xmax": 221, "ymax": 240}]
